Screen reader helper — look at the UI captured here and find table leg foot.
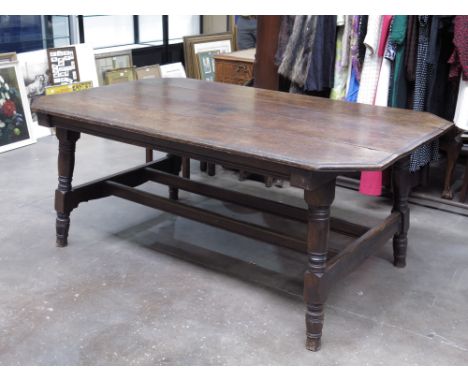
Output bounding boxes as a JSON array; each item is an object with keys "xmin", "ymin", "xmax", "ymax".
[
  {"xmin": 305, "ymin": 303, "xmax": 324, "ymax": 351},
  {"xmin": 56, "ymin": 212, "xmax": 70, "ymax": 247},
  {"xmin": 393, "ymin": 236, "xmax": 407, "ymax": 268},
  {"xmin": 441, "ymin": 190, "xmax": 454, "ymax": 200},
  {"xmin": 306, "ymin": 337, "xmax": 321, "ymax": 352}
]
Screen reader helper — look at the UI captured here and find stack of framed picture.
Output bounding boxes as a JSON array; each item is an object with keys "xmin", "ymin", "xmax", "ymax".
[
  {"xmin": 183, "ymin": 32, "xmax": 233, "ymax": 81},
  {"xmin": 0, "ymin": 53, "xmax": 36, "ymax": 154},
  {"xmin": 18, "ymin": 43, "xmax": 98, "ymax": 139},
  {"xmin": 94, "ymin": 49, "xmax": 133, "ymax": 86},
  {"xmin": 45, "ymin": 46, "xmax": 96, "ymax": 95}
]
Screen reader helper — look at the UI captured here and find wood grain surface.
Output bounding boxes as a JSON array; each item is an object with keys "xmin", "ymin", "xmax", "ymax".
[{"xmin": 32, "ymin": 78, "xmax": 454, "ymax": 172}]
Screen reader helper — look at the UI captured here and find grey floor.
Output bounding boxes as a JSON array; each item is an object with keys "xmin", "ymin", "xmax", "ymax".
[{"xmin": 1, "ymin": 134, "xmax": 468, "ymax": 365}]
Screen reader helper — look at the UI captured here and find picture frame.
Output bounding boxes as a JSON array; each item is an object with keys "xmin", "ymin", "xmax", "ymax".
[
  {"xmin": 183, "ymin": 32, "xmax": 233, "ymax": 79},
  {"xmin": 94, "ymin": 50, "xmax": 133, "ymax": 86},
  {"xmin": 135, "ymin": 65, "xmax": 161, "ymax": 80},
  {"xmin": 104, "ymin": 67, "xmax": 136, "ymax": 85},
  {"xmin": 47, "ymin": 46, "xmax": 80, "ymax": 85},
  {"xmin": 0, "ymin": 52, "xmax": 36, "ymax": 153},
  {"xmin": 159, "ymin": 62, "xmax": 187, "ymax": 78},
  {"xmin": 196, "ymin": 49, "xmax": 221, "ymax": 81}
]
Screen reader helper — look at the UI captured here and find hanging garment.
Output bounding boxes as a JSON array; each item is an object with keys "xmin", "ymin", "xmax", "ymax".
[
  {"xmin": 277, "ymin": 16, "xmax": 310, "ymax": 81},
  {"xmin": 358, "ymin": 15, "xmax": 383, "ymax": 196},
  {"xmin": 449, "ymin": 16, "xmax": 468, "ymax": 80},
  {"xmin": 404, "ymin": 15, "xmax": 419, "ymax": 108},
  {"xmin": 357, "ymin": 15, "xmax": 369, "ymax": 75},
  {"xmin": 357, "ymin": 15, "xmax": 383, "ymax": 104},
  {"xmin": 341, "ymin": 15, "xmax": 352, "ymax": 68},
  {"xmin": 426, "ymin": 16, "xmax": 459, "ymax": 121},
  {"xmin": 277, "ymin": 16, "xmax": 319, "ymax": 91},
  {"xmin": 378, "ymin": 15, "xmax": 393, "ymax": 57},
  {"xmin": 454, "ymin": 78, "xmax": 468, "ymax": 131},
  {"xmin": 409, "ymin": 16, "xmax": 440, "ymax": 173},
  {"xmin": 290, "ymin": 16, "xmax": 319, "ymax": 87},
  {"xmin": 345, "ymin": 16, "xmax": 362, "ymax": 102},
  {"xmin": 304, "ymin": 16, "xmax": 337, "ymax": 91},
  {"xmin": 330, "ymin": 16, "xmax": 351, "ymax": 100},
  {"xmin": 275, "ymin": 15, "xmax": 295, "ymax": 66},
  {"xmin": 451, "ymin": 17, "xmax": 468, "ymax": 131},
  {"xmin": 388, "ymin": 15, "xmax": 408, "ymax": 109},
  {"xmin": 413, "ymin": 16, "xmax": 431, "ymax": 112},
  {"xmin": 374, "ymin": 16, "xmax": 394, "ymax": 107},
  {"xmin": 405, "ymin": 15, "xmax": 419, "ymax": 83}
]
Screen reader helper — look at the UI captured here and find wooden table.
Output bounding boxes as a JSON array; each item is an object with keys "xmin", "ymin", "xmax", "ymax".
[{"xmin": 32, "ymin": 78, "xmax": 454, "ymax": 352}]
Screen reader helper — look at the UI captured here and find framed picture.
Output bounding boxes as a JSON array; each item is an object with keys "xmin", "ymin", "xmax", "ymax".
[
  {"xmin": 104, "ymin": 67, "xmax": 136, "ymax": 85},
  {"xmin": 196, "ymin": 50, "xmax": 221, "ymax": 81},
  {"xmin": 135, "ymin": 65, "xmax": 161, "ymax": 80},
  {"xmin": 159, "ymin": 62, "xmax": 186, "ymax": 78},
  {"xmin": 183, "ymin": 33, "xmax": 233, "ymax": 79},
  {"xmin": 95, "ymin": 50, "xmax": 132, "ymax": 86},
  {"xmin": 0, "ymin": 53, "xmax": 36, "ymax": 154},
  {"xmin": 47, "ymin": 46, "xmax": 80, "ymax": 85}
]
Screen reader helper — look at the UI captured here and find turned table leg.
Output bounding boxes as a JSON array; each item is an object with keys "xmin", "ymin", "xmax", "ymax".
[
  {"xmin": 55, "ymin": 128, "xmax": 80, "ymax": 247},
  {"xmin": 303, "ymin": 180, "xmax": 336, "ymax": 351},
  {"xmin": 392, "ymin": 156, "xmax": 411, "ymax": 268}
]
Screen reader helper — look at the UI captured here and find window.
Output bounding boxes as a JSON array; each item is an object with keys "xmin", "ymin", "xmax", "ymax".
[
  {"xmin": 80, "ymin": 15, "xmax": 201, "ymax": 49},
  {"xmin": 0, "ymin": 15, "xmax": 45, "ymax": 53},
  {"xmin": 82, "ymin": 15, "xmax": 134, "ymax": 49},
  {"xmin": 169, "ymin": 15, "xmax": 201, "ymax": 44},
  {"xmin": 49, "ymin": 16, "xmax": 71, "ymax": 47},
  {"xmin": 139, "ymin": 15, "xmax": 164, "ymax": 45},
  {"xmin": 0, "ymin": 15, "xmax": 72, "ymax": 54}
]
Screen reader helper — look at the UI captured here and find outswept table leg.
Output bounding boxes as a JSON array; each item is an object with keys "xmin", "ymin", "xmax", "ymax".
[
  {"xmin": 55, "ymin": 128, "xmax": 80, "ymax": 247},
  {"xmin": 303, "ymin": 179, "xmax": 336, "ymax": 351},
  {"xmin": 392, "ymin": 156, "xmax": 411, "ymax": 268}
]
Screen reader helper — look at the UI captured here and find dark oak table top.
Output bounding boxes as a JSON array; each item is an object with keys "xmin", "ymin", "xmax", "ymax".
[{"xmin": 32, "ymin": 78, "xmax": 454, "ymax": 172}]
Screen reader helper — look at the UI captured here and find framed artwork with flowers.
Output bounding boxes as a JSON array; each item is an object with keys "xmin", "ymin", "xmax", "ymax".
[{"xmin": 0, "ymin": 52, "xmax": 36, "ymax": 154}]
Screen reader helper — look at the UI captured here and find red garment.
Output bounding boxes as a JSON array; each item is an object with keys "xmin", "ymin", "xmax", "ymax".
[
  {"xmin": 359, "ymin": 171, "xmax": 383, "ymax": 196},
  {"xmin": 449, "ymin": 16, "xmax": 468, "ymax": 80},
  {"xmin": 377, "ymin": 15, "xmax": 393, "ymax": 57}
]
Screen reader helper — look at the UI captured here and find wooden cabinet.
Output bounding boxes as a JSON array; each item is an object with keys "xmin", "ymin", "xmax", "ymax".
[{"xmin": 214, "ymin": 48, "xmax": 255, "ymax": 85}]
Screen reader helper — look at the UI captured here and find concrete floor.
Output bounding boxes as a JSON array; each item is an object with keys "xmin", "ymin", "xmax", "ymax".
[{"xmin": 1, "ymin": 134, "xmax": 468, "ymax": 365}]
